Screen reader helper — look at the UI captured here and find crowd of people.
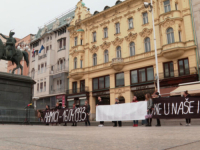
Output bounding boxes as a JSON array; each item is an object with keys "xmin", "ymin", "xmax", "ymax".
[{"xmin": 37, "ymin": 90, "xmax": 191, "ymax": 127}]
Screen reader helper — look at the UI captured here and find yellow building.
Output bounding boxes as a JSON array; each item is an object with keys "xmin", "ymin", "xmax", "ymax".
[{"xmin": 67, "ymin": 0, "xmax": 199, "ymax": 120}]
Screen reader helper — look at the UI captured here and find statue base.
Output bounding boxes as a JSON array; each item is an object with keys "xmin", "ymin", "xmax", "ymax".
[{"xmin": 0, "ymin": 72, "xmax": 36, "ymax": 123}]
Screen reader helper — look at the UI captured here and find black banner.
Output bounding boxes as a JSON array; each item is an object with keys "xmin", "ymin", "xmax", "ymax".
[
  {"xmin": 42, "ymin": 106, "xmax": 87, "ymax": 123},
  {"xmin": 153, "ymin": 97, "xmax": 200, "ymax": 119}
]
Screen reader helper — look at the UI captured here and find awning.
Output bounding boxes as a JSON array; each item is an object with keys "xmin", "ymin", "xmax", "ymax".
[
  {"xmin": 170, "ymin": 82, "xmax": 200, "ymax": 96},
  {"xmin": 152, "ymin": 87, "xmax": 178, "ymax": 97}
]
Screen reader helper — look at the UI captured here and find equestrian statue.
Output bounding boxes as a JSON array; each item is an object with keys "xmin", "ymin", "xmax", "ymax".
[{"xmin": 0, "ymin": 31, "xmax": 29, "ymax": 75}]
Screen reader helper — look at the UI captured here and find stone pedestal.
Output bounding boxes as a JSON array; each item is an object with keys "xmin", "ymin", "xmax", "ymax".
[{"xmin": 0, "ymin": 72, "xmax": 36, "ymax": 123}]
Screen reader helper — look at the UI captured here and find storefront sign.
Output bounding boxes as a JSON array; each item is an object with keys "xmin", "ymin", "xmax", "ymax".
[
  {"xmin": 153, "ymin": 97, "xmax": 200, "ymax": 119},
  {"xmin": 56, "ymin": 95, "xmax": 65, "ymax": 107},
  {"xmin": 93, "ymin": 91, "xmax": 110, "ymax": 96},
  {"xmin": 42, "ymin": 106, "xmax": 87, "ymax": 123},
  {"xmin": 131, "ymin": 84, "xmax": 155, "ymax": 91}
]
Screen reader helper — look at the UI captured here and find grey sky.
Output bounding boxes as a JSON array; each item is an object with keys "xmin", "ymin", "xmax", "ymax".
[{"xmin": 1, "ymin": 0, "xmax": 124, "ymax": 39}]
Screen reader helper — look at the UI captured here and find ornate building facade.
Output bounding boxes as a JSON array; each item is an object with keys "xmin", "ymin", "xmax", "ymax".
[
  {"xmin": 30, "ymin": 9, "xmax": 75, "ymax": 110},
  {"xmin": 68, "ymin": 0, "xmax": 199, "ymax": 120}
]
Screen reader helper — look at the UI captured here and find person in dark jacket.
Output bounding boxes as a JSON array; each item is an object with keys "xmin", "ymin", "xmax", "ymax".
[
  {"xmin": 72, "ymin": 103, "xmax": 77, "ymax": 126},
  {"xmin": 63, "ymin": 104, "xmax": 67, "ymax": 126},
  {"xmin": 113, "ymin": 98, "xmax": 122, "ymax": 127},
  {"xmin": 45, "ymin": 105, "xmax": 50, "ymax": 126},
  {"xmin": 152, "ymin": 92, "xmax": 161, "ymax": 127},
  {"xmin": 183, "ymin": 91, "xmax": 191, "ymax": 126},
  {"xmin": 85, "ymin": 100, "xmax": 91, "ymax": 126},
  {"xmin": 54, "ymin": 102, "xmax": 61, "ymax": 126},
  {"xmin": 96, "ymin": 97, "xmax": 104, "ymax": 127}
]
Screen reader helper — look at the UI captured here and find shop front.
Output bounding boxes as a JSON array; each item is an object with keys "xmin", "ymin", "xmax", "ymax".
[
  {"xmin": 92, "ymin": 90, "xmax": 110, "ymax": 105},
  {"xmin": 66, "ymin": 93, "xmax": 89, "ymax": 108},
  {"xmin": 56, "ymin": 95, "xmax": 66, "ymax": 107}
]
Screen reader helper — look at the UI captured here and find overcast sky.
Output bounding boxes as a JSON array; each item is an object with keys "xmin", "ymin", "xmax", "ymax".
[{"xmin": 1, "ymin": 0, "xmax": 124, "ymax": 39}]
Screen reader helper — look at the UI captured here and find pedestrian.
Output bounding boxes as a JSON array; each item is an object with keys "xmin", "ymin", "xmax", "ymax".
[
  {"xmin": 45, "ymin": 105, "xmax": 50, "ymax": 126},
  {"xmin": 132, "ymin": 96, "xmax": 138, "ymax": 127},
  {"xmin": 37, "ymin": 110, "xmax": 41, "ymax": 122},
  {"xmin": 72, "ymin": 103, "xmax": 77, "ymax": 126},
  {"xmin": 113, "ymin": 98, "xmax": 122, "ymax": 127},
  {"xmin": 63, "ymin": 104, "xmax": 67, "ymax": 126},
  {"xmin": 85, "ymin": 100, "xmax": 91, "ymax": 126},
  {"xmin": 145, "ymin": 93, "xmax": 153, "ymax": 127},
  {"xmin": 152, "ymin": 92, "xmax": 161, "ymax": 127},
  {"xmin": 54, "ymin": 102, "xmax": 61, "ymax": 126},
  {"xmin": 96, "ymin": 97, "xmax": 104, "ymax": 127},
  {"xmin": 183, "ymin": 90, "xmax": 191, "ymax": 126}
]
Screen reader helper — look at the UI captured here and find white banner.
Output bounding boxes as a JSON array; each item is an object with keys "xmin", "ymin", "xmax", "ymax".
[{"xmin": 96, "ymin": 102, "xmax": 147, "ymax": 121}]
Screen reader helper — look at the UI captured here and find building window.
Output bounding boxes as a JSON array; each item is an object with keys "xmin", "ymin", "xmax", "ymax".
[
  {"xmin": 41, "ymin": 64, "xmax": 44, "ymax": 73},
  {"xmin": 143, "ymin": 12, "xmax": 148, "ymax": 24},
  {"xmin": 178, "ymin": 58, "xmax": 190, "ymax": 76},
  {"xmin": 40, "ymin": 82, "xmax": 43, "ymax": 92},
  {"xmin": 80, "ymin": 39, "xmax": 83, "ymax": 45},
  {"xmin": 44, "ymin": 63, "xmax": 47, "ymax": 72},
  {"xmin": 80, "ymin": 80, "xmax": 85, "ymax": 92},
  {"xmin": 74, "ymin": 37, "xmax": 78, "ymax": 46},
  {"xmin": 104, "ymin": 28, "xmax": 108, "ymax": 38},
  {"xmin": 46, "ymin": 46, "xmax": 49, "ymax": 53},
  {"xmin": 175, "ymin": 3, "xmax": 178, "ymax": 10},
  {"xmin": 130, "ymin": 42, "xmax": 135, "ymax": 56},
  {"xmin": 63, "ymin": 38, "xmax": 66, "ymax": 48},
  {"xmin": 93, "ymin": 53, "xmax": 97, "ymax": 66},
  {"xmin": 37, "ymin": 83, "xmax": 39, "ymax": 92},
  {"xmin": 116, "ymin": 46, "xmax": 121, "ymax": 58},
  {"xmin": 31, "ymin": 68, "xmax": 35, "ymax": 79},
  {"xmin": 59, "ymin": 40, "xmax": 62, "ymax": 49},
  {"xmin": 72, "ymin": 82, "xmax": 77, "ymax": 94},
  {"xmin": 163, "ymin": 62, "xmax": 174, "ymax": 78},
  {"xmin": 144, "ymin": 37, "xmax": 151, "ymax": 52},
  {"xmin": 44, "ymin": 81, "xmax": 46, "ymax": 92},
  {"xmin": 104, "ymin": 50, "xmax": 109, "ymax": 63},
  {"xmin": 116, "ymin": 73, "xmax": 124, "ymax": 87},
  {"xmin": 38, "ymin": 65, "xmax": 40, "ymax": 74},
  {"xmin": 179, "ymin": 31, "xmax": 182, "ymax": 42},
  {"xmin": 164, "ymin": 0, "xmax": 171, "ymax": 13},
  {"xmin": 167, "ymin": 28, "xmax": 175, "ymax": 44},
  {"xmin": 93, "ymin": 32, "xmax": 96, "ymax": 42},
  {"xmin": 74, "ymin": 57, "xmax": 77, "ymax": 69},
  {"xmin": 80, "ymin": 60, "xmax": 83, "ymax": 68},
  {"xmin": 131, "ymin": 66, "xmax": 154, "ymax": 84},
  {"xmin": 128, "ymin": 18, "xmax": 133, "ymax": 29},
  {"xmin": 115, "ymin": 23, "xmax": 120, "ymax": 34},
  {"xmin": 92, "ymin": 76, "xmax": 110, "ymax": 91}
]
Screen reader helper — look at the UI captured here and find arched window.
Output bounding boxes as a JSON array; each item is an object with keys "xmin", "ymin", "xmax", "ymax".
[
  {"xmin": 116, "ymin": 46, "xmax": 121, "ymax": 58},
  {"xmin": 130, "ymin": 42, "xmax": 135, "ymax": 56},
  {"xmin": 63, "ymin": 58, "xmax": 66, "ymax": 69},
  {"xmin": 144, "ymin": 37, "xmax": 151, "ymax": 52},
  {"xmin": 57, "ymin": 61, "xmax": 59, "ymax": 71},
  {"xmin": 104, "ymin": 50, "xmax": 109, "ymax": 63},
  {"xmin": 93, "ymin": 53, "xmax": 97, "ymax": 66},
  {"xmin": 74, "ymin": 57, "xmax": 77, "ymax": 69},
  {"xmin": 60, "ymin": 59, "xmax": 63, "ymax": 70},
  {"xmin": 166, "ymin": 28, "xmax": 175, "ymax": 44}
]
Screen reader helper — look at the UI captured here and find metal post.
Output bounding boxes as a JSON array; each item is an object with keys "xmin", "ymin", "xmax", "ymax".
[{"xmin": 150, "ymin": 0, "xmax": 160, "ymax": 94}]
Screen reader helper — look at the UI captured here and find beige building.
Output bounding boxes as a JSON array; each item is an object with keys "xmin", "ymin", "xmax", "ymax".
[
  {"xmin": 191, "ymin": 0, "xmax": 200, "ymax": 68},
  {"xmin": 68, "ymin": 0, "xmax": 199, "ymax": 120},
  {"xmin": 30, "ymin": 8, "xmax": 75, "ymax": 110}
]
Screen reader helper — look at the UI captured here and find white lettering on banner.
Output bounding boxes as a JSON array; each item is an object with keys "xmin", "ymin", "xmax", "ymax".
[
  {"xmin": 189, "ymin": 101, "xmax": 194, "ymax": 114},
  {"xmin": 164, "ymin": 103, "xmax": 170, "ymax": 115},
  {"xmin": 96, "ymin": 102, "xmax": 147, "ymax": 121},
  {"xmin": 172, "ymin": 103, "xmax": 178, "ymax": 115},
  {"xmin": 177, "ymin": 102, "xmax": 184, "ymax": 115},
  {"xmin": 154, "ymin": 103, "xmax": 162, "ymax": 115}
]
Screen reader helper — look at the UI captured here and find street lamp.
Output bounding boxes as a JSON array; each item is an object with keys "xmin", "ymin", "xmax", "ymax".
[{"xmin": 144, "ymin": 0, "xmax": 160, "ymax": 94}]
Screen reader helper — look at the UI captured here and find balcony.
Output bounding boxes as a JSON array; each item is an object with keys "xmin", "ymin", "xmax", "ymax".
[
  {"xmin": 66, "ymin": 87, "xmax": 89, "ymax": 95},
  {"xmin": 158, "ymin": 67, "xmax": 198, "ymax": 86},
  {"xmin": 50, "ymin": 88, "xmax": 66, "ymax": 94},
  {"xmin": 110, "ymin": 58, "xmax": 125, "ymax": 71},
  {"xmin": 38, "ymin": 54, "xmax": 47, "ymax": 60},
  {"xmin": 49, "ymin": 66, "xmax": 68, "ymax": 75},
  {"xmin": 69, "ymin": 68, "xmax": 84, "ymax": 80}
]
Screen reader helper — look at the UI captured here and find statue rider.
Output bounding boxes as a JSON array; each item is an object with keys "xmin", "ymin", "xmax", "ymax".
[{"xmin": 0, "ymin": 31, "xmax": 17, "ymax": 59}]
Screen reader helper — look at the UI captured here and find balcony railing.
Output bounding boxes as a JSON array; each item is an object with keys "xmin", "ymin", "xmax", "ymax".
[
  {"xmin": 112, "ymin": 58, "xmax": 124, "ymax": 63},
  {"xmin": 66, "ymin": 87, "xmax": 89, "ymax": 95},
  {"xmin": 157, "ymin": 67, "xmax": 197, "ymax": 80},
  {"xmin": 49, "ymin": 66, "xmax": 68, "ymax": 74},
  {"xmin": 50, "ymin": 88, "xmax": 66, "ymax": 94},
  {"xmin": 38, "ymin": 54, "xmax": 47, "ymax": 60}
]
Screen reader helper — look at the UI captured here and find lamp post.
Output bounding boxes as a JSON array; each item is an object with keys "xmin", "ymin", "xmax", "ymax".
[{"xmin": 144, "ymin": 0, "xmax": 160, "ymax": 94}]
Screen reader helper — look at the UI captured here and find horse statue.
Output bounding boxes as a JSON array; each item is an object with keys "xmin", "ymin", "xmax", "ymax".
[{"xmin": 0, "ymin": 31, "xmax": 29, "ymax": 75}]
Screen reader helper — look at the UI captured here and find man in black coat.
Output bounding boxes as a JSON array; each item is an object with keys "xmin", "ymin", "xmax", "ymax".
[
  {"xmin": 96, "ymin": 97, "xmax": 104, "ymax": 126},
  {"xmin": 113, "ymin": 98, "xmax": 122, "ymax": 127},
  {"xmin": 85, "ymin": 100, "xmax": 91, "ymax": 126}
]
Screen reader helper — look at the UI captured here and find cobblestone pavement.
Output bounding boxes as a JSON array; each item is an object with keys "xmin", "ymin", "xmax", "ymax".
[{"xmin": 0, "ymin": 125, "xmax": 200, "ymax": 150}]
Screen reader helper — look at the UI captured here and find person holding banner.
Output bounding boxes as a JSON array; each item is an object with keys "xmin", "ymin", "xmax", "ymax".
[
  {"xmin": 85, "ymin": 100, "xmax": 91, "ymax": 126},
  {"xmin": 113, "ymin": 98, "xmax": 122, "ymax": 127},
  {"xmin": 183, "ymin": 91, "xmax": 191, "ymax": 126},
  {"xmin": 72, "ymin": 103, "xmax": 77, "ymax": 126},
  {"xmin": 153, "ymin": 92, "xmax": 161, "ymax": 127},
  {"xmin": 132, "ymin": 96, "xmax": 138, "ymax": 127},
  {"xmin": 54, "ymin": 102, "xmax": 61, "ymax": 126},
  {"xmin": 97, "ymin": 97, "xmax": 104, "ymax": 127},
  {"xmin": 63, "ymin": 104, "xmax": 67, "ymax": 126},
  {"xmin": 145, "ymin": 93, "xmax": 153, "ymax": 127},
  {"xmin": 45, "ymin": 105, "xmax": 50, "ymax": 126}
]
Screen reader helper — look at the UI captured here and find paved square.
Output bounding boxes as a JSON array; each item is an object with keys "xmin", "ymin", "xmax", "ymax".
[{"xmin": 0, "ymin": 125, "xmax": 200, "ymax": 150}]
